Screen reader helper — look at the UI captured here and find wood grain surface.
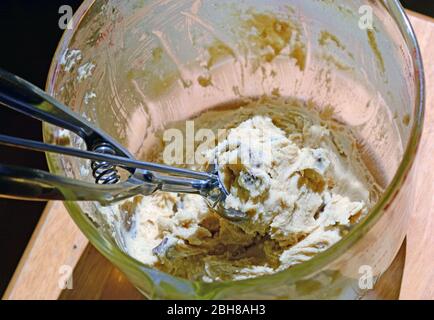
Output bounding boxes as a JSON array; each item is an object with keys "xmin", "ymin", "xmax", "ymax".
[
  {"xmin": 3, "ymin": 201, "xmax": 88, "ymax": 299},
  {"xmin": 3, "ymin": 11, "xmax": 434, "ymax": 300},
  {"xmin": 399, "ymin": 11, "xmax": 434, "ymax": 300}
]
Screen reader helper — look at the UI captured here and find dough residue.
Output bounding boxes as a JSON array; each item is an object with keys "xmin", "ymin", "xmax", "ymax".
[{"xmin": 118, "ymin": 99, "xmax": 376, "ymax": 282}]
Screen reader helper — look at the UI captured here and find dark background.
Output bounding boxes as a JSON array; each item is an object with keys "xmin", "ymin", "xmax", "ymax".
[{"xmin": 0, "ymin": 0, "xmax": 432, "ymax": 297}]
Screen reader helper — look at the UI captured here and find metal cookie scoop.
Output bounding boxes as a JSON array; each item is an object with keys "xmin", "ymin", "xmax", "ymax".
[{"xmin": 0, "ymin": 68, "xmax": 247, "ymax": 221}]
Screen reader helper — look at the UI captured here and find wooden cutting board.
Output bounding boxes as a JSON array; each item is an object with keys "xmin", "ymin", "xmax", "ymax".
[{"xmin": 3, "ymin": 11, "xmax": 434, "ymax": 300}]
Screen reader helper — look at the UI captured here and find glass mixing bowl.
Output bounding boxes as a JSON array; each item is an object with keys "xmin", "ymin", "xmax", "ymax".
[{"xmin": 44, "ymin": 0, "xmax": 424, "ymax": 299}]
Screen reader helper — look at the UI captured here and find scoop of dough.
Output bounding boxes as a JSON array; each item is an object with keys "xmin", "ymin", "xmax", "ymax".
[{"xmin": 205, "ymin": 116, "xmax": 363, "ymax": 246}]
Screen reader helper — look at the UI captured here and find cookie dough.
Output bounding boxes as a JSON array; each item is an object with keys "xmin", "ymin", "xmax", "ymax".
[{"xmin": 119, "ymin": 98, "xmax": 376, "ymax": 282}]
